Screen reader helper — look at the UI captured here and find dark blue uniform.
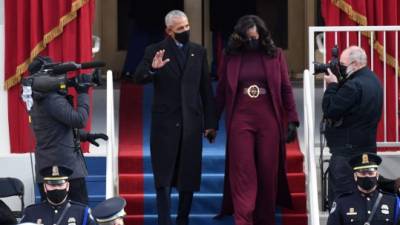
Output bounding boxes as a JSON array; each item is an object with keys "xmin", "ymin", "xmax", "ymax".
[
  {"xmin": 20, "ymin": 200, "xmax": 96, "ymax": 225},
  {"xmin": 322, "ymin": 67, "xmax": 383, "ymax": 205},
  {"xmin": 327, "ymin": 190, "xmax": 400, "ymax": 225}
]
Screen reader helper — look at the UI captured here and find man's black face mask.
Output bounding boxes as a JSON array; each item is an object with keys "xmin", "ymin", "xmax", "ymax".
[
  {"xmin": 47, "ymin": 189, "xmax": 68, "ymax": 205},
  {"xmin": 174, "ymin": 30, "xmax": 190, "ymax": 44},
  {"xmin": 356, "ymin": 176, "xmax": 378, "ymax": 191}
]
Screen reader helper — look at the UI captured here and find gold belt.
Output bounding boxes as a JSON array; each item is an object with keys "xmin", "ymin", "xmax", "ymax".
[{"xmin": 243, "ymin": 85, "xmax": 267, "ymax": 98}]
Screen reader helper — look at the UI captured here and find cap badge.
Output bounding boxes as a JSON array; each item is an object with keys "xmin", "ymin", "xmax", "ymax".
[
  {"xmin": 362, "ymin": 154, "xmax": 369, "ymax": 164},
  {"xmin": 52, "ymin": 166, "xmax": 60, "ymax": 176}
]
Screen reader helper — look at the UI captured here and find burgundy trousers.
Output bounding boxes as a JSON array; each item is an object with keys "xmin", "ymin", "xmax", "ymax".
[{"xmin": 228, "ymin": 92, "xmax": 280, "ymax": 225}]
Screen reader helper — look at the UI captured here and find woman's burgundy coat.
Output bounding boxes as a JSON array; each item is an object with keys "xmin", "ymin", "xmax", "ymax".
[{"xmin": 215, "ymin": 48, "xmax": 299, "ymax": 215}]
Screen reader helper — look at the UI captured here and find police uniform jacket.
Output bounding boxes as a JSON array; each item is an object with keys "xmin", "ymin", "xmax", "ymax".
[
  {"xmin": 322, "ymin": 67, "xmax": 383, "ymax": 156},
  {"xmin": 30, "ymin": 92, "xmax": 89, "ymax": 182},
  {"xmin": 20, "ymin": 200, "xmax": 96, "ymax": 225},
  {"xmin": 133, "ymin": 37, "xmax": 218, "ymax": 191},
  {"xmin": 327, "ymin": 190, "xmax": 400, "ymax": 225}
]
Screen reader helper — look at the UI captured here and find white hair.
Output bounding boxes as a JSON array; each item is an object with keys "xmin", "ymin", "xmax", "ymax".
[
  {"xmin": 347, "ymin": 46, "xmax": 367, "ymax": 66},
  {"xmin": 165, "ymin": 10, "xmax": 187, "ymax": 28}
]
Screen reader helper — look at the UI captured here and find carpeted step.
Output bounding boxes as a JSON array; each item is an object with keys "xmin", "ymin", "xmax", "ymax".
[
  {"xmin": 287, "ymin": 173, "xmax": 306, "ymax": 193},
  {"xmin": 124, "ymin": 214, "xmax": 234, "ymax": 225},
  {"xmin": 119, "ymin": 173, "xmax": 225, "ymax": 194},
  {"xmin": 121, "ymin": 193, "xmax": 223, "ymax": 215},
  {"xmin": 120, "ymin": 192, "xmax": 306, "ymax": 216},
  {"xmin": 124, "ymin": 212, "xmax": 304, "ymax": 225},
  {"xmin": 119, "ymin": 148, "xmax": 304, "ymax": 175},
  {"xmin": 281, "ymin": 213, "xmax": 308, "ymax": 225},
  {"xmin": 119, "ymin": 172, "xmax": 305, "ymax": 194}
]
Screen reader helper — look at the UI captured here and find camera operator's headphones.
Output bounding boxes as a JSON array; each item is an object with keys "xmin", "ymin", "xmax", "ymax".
[{"xmin": 28, "ymin": 55, "xmax": 53, "ymax": 75}]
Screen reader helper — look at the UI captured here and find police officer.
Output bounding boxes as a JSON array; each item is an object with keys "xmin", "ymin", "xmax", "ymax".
[
  {"xmin": 92, "ymin": 197, "xmax": 126, "ymax": 225},
  {"xmin": 322, "ymin": 46, "xmax": 384, "ymax": 206},
  {"xmin": 27, "ymin": 56, "xmax": 108, "ymax": 204},
  {"xmin": 327, "ymin": 153, "xmax": 400, "ymax": 225},
  {"xmin": 20, "ymin": 165, "xmax": 96, "ymax": 225}
]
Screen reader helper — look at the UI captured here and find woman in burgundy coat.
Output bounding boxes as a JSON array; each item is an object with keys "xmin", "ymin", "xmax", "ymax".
[{"xmin": 215, "ymin": 15, "xmax": 299, "ymax": 225}]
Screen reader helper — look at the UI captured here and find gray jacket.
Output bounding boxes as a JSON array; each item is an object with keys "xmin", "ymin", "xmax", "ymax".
[{"xmin": 30, "ymin": 92, "xmax": 89, "ymax": 182}]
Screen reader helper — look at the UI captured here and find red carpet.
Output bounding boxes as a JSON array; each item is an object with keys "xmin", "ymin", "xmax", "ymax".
[
  {"xmin": 118, "ymin": 82, "xmax": 144, "ymax": 225},
  {"xmin": 282, "ymin": 140, "xmax": 308, "ymax": 225}
]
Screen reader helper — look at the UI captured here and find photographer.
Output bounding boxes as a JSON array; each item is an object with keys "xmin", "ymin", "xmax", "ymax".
[
  {"xmin": 26, "ymin": 56, "xmax": 107, "ymax": 204},
  {"xmin": 322, "ymin": 46, "xmax": 384, "ymax": 206}
]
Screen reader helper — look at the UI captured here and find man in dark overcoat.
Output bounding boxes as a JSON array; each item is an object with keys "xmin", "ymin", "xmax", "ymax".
[{"xmin": 132, "ymin": 10, "xmax": 218, "ymax": 225}]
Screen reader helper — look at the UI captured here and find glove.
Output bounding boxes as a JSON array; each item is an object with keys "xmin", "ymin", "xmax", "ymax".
[
  {"xmin": 204, "ymin": 129, "xmax": 217, "ymax": 143},
  {"xmin": 74, "ymin": 74, "xmax": 92, "ymax": 93},
  {"xmin": 285, "ymin": 122, "xmax": 298, "ymax": 143},
  {"xmin": 86, "ymin": 133, "xmax": 108, "ymax": 147}
]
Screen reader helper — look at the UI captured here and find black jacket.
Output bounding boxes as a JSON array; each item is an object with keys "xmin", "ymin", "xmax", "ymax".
[
  {"xmin": 30, "ymin": 92, "xmax": 89, "ymax": 182},
  {"xmin": 322, "ymin": 67, "xmax": 383, "ymax": 156},
  {"xmin": 20, "ymin": 200, "xmax": 96, "ymax": 225},
  {"xmin": 133, "ymin": 37, "xmax": 217, "ymax": 191},
  {"xmin": 327, "ymin": 190, "xmax": 400, "ymax": 225}
]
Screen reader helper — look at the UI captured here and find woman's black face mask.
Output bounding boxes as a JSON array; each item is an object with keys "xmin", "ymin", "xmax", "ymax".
[{"xmin": 245, "ymin": 38, "xmax": 260, "ymax": 51}]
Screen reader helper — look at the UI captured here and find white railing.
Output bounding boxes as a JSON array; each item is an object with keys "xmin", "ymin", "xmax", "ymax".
[
  {"xmin": 303, "ymin": 69, "xmax": 320, "ymax": 225},
  {"xmin": 106, "ymin": 70, "xmax": 118, "ymax": 198}
]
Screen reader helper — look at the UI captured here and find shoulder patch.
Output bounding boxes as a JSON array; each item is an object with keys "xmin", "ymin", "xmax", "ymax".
[{"xmin": 330, "ymin": 202, "xmax": 337, "ymax": 214}]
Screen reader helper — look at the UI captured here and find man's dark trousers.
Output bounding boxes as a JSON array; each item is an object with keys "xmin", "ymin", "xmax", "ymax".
[{"xmin": 156, "ymin": 187, "xmax": 193, "ymax": 225}]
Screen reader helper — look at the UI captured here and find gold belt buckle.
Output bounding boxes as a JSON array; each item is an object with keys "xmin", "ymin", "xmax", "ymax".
[{"xmin": 247, "ymin": 85, "xmax": 260, "ymax": 98}]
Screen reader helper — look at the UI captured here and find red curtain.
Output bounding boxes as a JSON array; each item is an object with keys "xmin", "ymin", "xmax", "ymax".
[
  {"xmin": 321, "ymin": 0, "xmax": 400, "ymax": 148},
  {"xmin": 5, "ymin": 0, "xmax": 95, "ymax": 153}
]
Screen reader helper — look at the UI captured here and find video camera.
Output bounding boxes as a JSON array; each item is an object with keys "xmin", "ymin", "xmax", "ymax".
[
  {"xmin": 313, "ymin": 46, "xmax": 346, "ymax": 82},
  {"xmin": 22, "ymin": 57, "xmax": 106, "ymax": 93}
]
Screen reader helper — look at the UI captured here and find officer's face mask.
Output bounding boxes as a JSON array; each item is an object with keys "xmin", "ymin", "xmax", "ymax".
[
  {"xmin": 356, "ymin": 173, "xmax": 378, "ymax": 191},
  {"xmin": 45, "ymin": 183, "xmax": 69, "ymax": 205}
]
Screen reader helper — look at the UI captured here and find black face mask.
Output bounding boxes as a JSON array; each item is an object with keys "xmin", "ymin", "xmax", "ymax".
[
  {"xmin": 245, "ymin": 39, "xmax": 260, "ymax": 51},
  {"xmin": 356, "ymin": 176, "xmax": 378, "ymax": 191},
  {"xmin": 47, "ymin": 189, "xmax": 68, "ymax": 205},
  {"xmin": 174, "ymin": 30, "xmax": 190, "ymax": 44},
  {"xmin": 339, "ymin": 64, "xmax": 348, "ymax": 78}
]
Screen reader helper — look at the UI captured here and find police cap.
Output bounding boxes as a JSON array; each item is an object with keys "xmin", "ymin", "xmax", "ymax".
[
  {"xmin": 349, "ymin": 152, "xmax": 382, "ymax": 171},
  {"xmin": 40, "ymin": 165, "xmax": 73, "ymax": 185},
  {"xmin": 92, "ymin": 197, "xmax": 127, "ymax": 223}
]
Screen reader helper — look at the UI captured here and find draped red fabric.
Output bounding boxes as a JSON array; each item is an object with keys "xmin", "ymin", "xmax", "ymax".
[
  {"xmin": 321, "ymin": 0, "xmax": 400, "ymax": 148},
  {"xmin": 5, "ymin": 0, "xmax": 95, "ymax": 153}
]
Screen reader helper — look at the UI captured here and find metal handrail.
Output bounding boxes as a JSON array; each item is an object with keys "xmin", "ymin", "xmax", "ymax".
[
  {"xmin": 106, "ymin": 70, "xmax": 118, "ymax": 198},
  {"xmin": 303, "ymin": 69, "xmax": 320, "ymax": 225}
]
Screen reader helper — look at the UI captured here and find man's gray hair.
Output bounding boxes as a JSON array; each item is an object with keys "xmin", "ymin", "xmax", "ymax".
[
  {"xmin": 165, "ymin": 10, "xmax": 187, "ymax": 27},
  {"xmin": 348, "ymin": 46, "xmax": 367, "ymax": 66}
]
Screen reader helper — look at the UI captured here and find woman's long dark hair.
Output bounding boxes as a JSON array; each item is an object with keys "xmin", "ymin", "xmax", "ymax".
[{"xmin": 225, "ymin": 15, "xmax": 277, "ymax": 57}]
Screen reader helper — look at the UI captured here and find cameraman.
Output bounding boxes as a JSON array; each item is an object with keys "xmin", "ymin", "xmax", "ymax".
[
  {"xmin": 322, "ymin": 46, "xmax": 383, "ymax": 206},
  {"xmin": 27, "ymin": 56, "xmax": 107, "ymax": 204}
]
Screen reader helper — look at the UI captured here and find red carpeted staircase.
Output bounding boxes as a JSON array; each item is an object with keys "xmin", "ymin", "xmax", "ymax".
[{"xmin": 117, "ymin": 82, "xmax": 308, "ymax": 225}]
